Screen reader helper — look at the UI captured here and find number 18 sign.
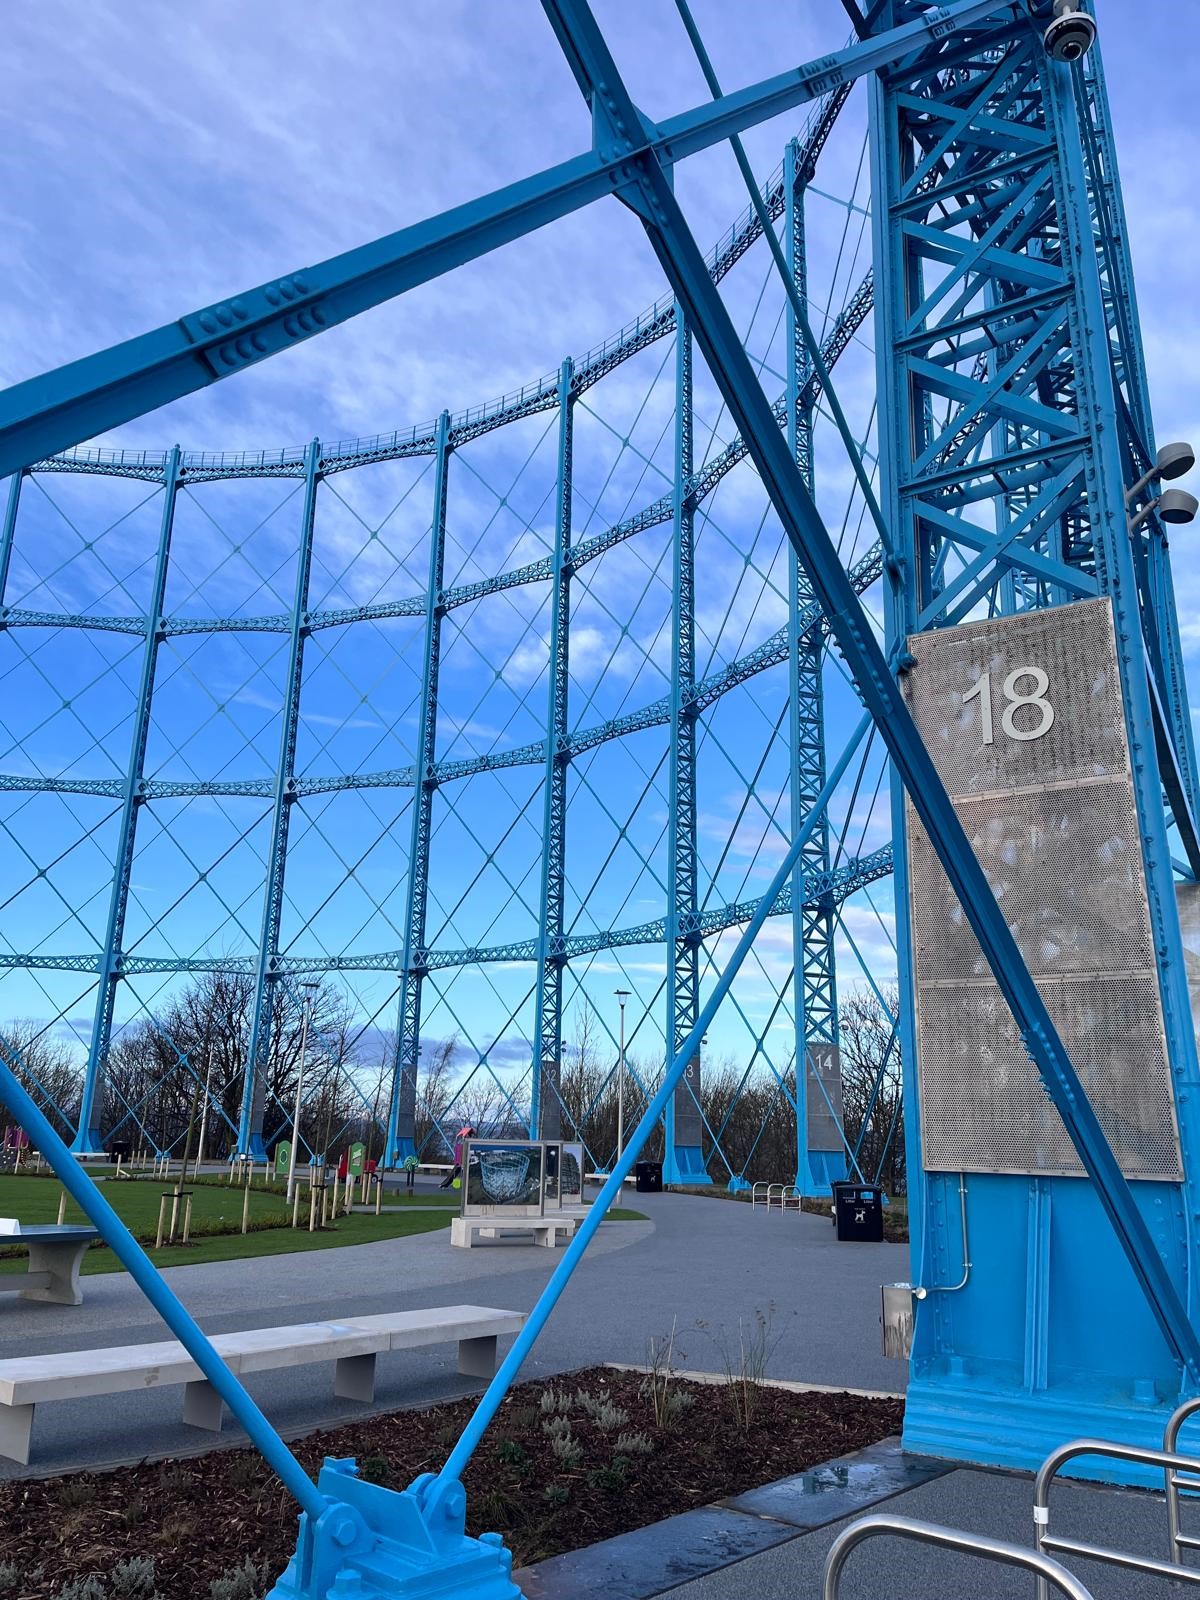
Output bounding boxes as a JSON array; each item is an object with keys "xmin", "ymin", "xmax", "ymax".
[{"xmin": 898, "ymin": 596, "xmax": 1180, "ymax": 1180}]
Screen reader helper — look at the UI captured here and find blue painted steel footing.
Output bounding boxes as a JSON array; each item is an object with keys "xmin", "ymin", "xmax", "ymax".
[
  {"xmin": 795, "ymin": 1151, "xmax": 843, "ymax": 1197},
  {"xmin": 727, "ymin": 1175, "xmax": 751, "ymax": 1194},
  {"xmin": 267, "ymin": 1460, "xmax": 518, "ymax": 1600},
  {"xmin": 663, "ymin": 1144, "xmax": 709, "ymax": 1185}
]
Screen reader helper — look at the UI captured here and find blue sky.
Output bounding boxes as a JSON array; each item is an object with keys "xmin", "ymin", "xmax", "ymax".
[{"xmin": 0, "ymin": 1, "xmax": 1196, "ymax": 1095}]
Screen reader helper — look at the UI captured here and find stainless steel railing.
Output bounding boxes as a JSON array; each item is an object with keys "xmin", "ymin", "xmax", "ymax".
[
  {"xmin": 1033, "ymin": 1435, "xmax": 1200, "ymax": 1599},
  {"xmin": 823, "ymin": 1512, "xmax": 1094, "ymax": 1600},
  {"xmin": 1164, "ymin": 1391, "xmax": 1200, "ymax": 1562}
]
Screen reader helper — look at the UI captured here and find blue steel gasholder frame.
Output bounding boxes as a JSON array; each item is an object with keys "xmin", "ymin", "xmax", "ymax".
[{"xmin": 3, "ymin": 1, "xmax": 1200, "ymax": 1594}]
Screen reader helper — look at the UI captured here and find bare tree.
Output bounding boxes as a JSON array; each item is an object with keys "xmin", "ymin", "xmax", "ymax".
[{"xmin": 0, "ymin": 1020, "xmax": 82, "ymax": 1144}]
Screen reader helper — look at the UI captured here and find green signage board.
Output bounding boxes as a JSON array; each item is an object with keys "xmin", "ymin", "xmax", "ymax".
[
  {"xmin": 274, "ymin": 1140, "xmax": 292, "ymax": 1177},
  {"xmin": 348, "ymin": 1141, "xmax": 366, "ymax": 1177}
]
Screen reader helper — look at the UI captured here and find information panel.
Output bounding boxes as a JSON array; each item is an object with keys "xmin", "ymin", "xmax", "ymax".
[
  {"xmin": 902, "ymin": 598, "xmax": 1181, "ymax": 1178},
  {"xmin": 805, "ymin": 1043, "xmax": 844, "ymax": 1152}
]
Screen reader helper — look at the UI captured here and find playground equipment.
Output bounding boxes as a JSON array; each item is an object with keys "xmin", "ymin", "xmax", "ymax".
[{"xmin": 3, "ymin": 0, "xmax": 1200, "ymax": 1594}]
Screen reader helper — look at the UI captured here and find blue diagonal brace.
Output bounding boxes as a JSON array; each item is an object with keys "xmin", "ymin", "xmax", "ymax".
[
  {"xmin": 0, "ymin": 0, "xmax": 1004, "ymax": 481},
  {"xmin": 538, "ymin": 0, "xmax": 1200, "ymax": 1382}
]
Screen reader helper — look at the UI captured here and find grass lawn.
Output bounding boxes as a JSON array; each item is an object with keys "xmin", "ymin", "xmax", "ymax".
[{"xmin": 0, "ymin": 1174, "xmax": 647, "ymax": 1274}]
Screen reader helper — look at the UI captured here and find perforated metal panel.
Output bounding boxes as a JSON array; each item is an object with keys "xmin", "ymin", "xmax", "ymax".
[
  {"xmin": 902, "ymin": 598, "xmax": 1182, "ymax": 1178},
  {"xmin": 805, "ymin": 1043, "xmax": 844, "ymax": 1151}
]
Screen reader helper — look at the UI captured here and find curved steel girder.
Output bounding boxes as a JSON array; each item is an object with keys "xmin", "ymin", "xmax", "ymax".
[
  {"xmin": 6, "ymin": 265, "xmax": 875, "ymax": 652},
  {"xmin": 0, "ymin": 844, "xmax": 891, "ymax": 978},
  {"xmin": 25, "ymin": 84, "xmax": 858, "ymax": 487},
  {"xmin": 0, "ymin": 539, "xmax": 883, "ymax": 801}
]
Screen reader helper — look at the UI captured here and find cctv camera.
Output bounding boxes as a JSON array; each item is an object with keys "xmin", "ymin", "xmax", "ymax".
[{"xmin": 1044, "ymin": 1, "xmax": 1096, "ymax": 62}]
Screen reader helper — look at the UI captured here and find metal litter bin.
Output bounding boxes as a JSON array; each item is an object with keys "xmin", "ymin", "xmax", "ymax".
[
  {"xmin": 832, "ymin": 1181, "xmax": 883, "ymax": 1242},
  {"xmin": 107, "ymin": 1140, "xmax": 131, "ymax": 1165},
  {"xmin": 634, "ymin": 1160, "xmax": 663, "ymax": 1194}
]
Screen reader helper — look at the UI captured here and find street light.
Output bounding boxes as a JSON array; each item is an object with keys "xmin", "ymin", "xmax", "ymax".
[
  {"xmin": 286, "ymin": 982, "xmax": 319, "ymax": 1204},
  {"xmin": 614, "ymin": 989, "xmax": 631, "ymax": 1172},
  {"xmin": 1126, "ymin": 440, "xmax": 1197, "ymax": 533},
  {"xmin": 195, "ymin": 1050, "xmax": 214, "ymax": 1173}
]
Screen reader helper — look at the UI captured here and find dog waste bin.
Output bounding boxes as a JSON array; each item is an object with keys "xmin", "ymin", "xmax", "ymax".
[
  {"xmin": 634, "ymin": 1160, "xmax": 663, "ymax": 1194},
  {"xmin": 107, "ymin": 1140, "xmax": 131, "ymax": 1165},
  {"xmin": 832, "ymin": 1181, "xmax": 883, "ymax": 1242}
]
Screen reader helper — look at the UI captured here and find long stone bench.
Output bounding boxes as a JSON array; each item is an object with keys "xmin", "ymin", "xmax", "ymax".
[
  {"xmin": 450, "ymin": 1215, "xmax": 576, "ymax": 1249},
  {"xmin": 0, "ymin": 1303, "xmax": 525, "ymax": 1465}
]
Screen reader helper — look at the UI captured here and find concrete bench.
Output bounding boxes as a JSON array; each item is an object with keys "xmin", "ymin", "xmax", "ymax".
[
  {"xmin": 0, "ymin": 1303, "xmax": 525, "ymax": 1464},
  {"xmin": 450, "ymin": 1215, "xmax": 575, "ymax": 1249},
  {"xmin": 0, "ymin": 1225, "xmax": 99, "ymax": 1306}
]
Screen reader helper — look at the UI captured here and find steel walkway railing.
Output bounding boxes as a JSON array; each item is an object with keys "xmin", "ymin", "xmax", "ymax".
[{"xmin": 823, "ymin": 1512, "xmax": 1094, "ymax": 1600}]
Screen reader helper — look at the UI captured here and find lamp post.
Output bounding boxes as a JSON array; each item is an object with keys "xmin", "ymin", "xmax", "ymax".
[
  {"xmin": 286, "ymin": 982, "xmax": 319, "ymax": 1204},
  {"xmin": 614, "ymin": 989, "xmax": 630, "ymax": 1170},
  {"xmin": 1125, "ymin": 440, "xmax": 1197, "ymax": 533},
  {"xmin": 195, "ymin": 1051, "xmax": 214, "ymax": 1173}
]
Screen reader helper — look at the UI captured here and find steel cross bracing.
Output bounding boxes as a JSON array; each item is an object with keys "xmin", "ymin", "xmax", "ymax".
[
  {"xmin": 786, "ymin": 141, "xmax": 844, "ymax": 1197},
  {"xmin": 664, "ymin": 315, "xmax": 704, "ymax": 1184},
  {"xmin": 385, "ymin": 412, "xmax": 451, "ymax": 1166},
  {"xmin": 236, "ymin": 439, "xmax": 322, "ymax": 1156},
  {"xmin": 2, "ymin": 0, "xmax": 1195, "ymax": 1382},
  {"xmin": 531, "ymin": 363, "xmax": 573, "ymax": 1141},
  {"xmin": 866, "ymin": 0, "xmax": 1200, "ymax": 1463},
  {"xmin": 73, "ymin": 446, "xmax": 182, "ymax": 1154},
  {"xmin": 0, "ymin": 130, "xmax": 881, "ymax": 1176},
  {"xmin": 537, "ymin": 0, "xmax": 1200, "ymax": 1385},
  {"xmin": 0, "ymin": 843, "xmax": 894, "ymax": 977},
  {"xmin": 6, "ymin": 3, "xmax": 1200, "ymax": 1591}
]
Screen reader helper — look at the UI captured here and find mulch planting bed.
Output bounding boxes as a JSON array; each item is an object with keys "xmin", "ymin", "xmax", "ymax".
[{"xmin": 0, "ymin": 1369, "xmax": 903, "ymax": 1595}]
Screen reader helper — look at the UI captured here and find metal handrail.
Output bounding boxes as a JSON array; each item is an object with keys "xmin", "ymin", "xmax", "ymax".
[
  {"xmin": 1034, "ymin": 1435, "xmax": 1200, "ymax": 1599},
  {"xmin": 1164, "ymin": 1393, "xmax": 1200, "ymax": 1561},
  {"xmin": 823, "ymin": 1513, "xmax": 1094, "ymax": 1600},
  {"xmin": 750, "ymin": 1181, "xmax": 770, "ymax": 1208}
]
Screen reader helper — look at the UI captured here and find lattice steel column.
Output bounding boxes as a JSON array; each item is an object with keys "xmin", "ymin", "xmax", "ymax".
[
  {"xmin": 868, "ymin": 3, "xmax": 1200, "ymax": 1470},
  {"xmin": 1079, "ymin": 54, "xmax": 1200, "ymax": 822},
  {"xmin": 74, "ymin": 447, "xmax": 181, "ymax": 1154},
  {"xmin": 532, "ymin": 362, "xmax": 573, "ymax": 1140},
  {"xmin": 664, "ymin": 314, "xmax": 707, "ymax": 1184},
  {"xmin": 238, "ymin": 438, "xmax": 321, "ymax": 1157},
  {"xmin": 386, "ymin": 412, "xmax": 451, "ymax": 1164},
  {"xmin": 785, "ymin": 145, "xmax": 845, "ymax": 1196}
]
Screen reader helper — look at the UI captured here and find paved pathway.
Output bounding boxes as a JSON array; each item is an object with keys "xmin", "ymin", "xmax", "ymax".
[{"xmin": 0, "ymin": 1191, "xmax": 907, "ymax": 1476}]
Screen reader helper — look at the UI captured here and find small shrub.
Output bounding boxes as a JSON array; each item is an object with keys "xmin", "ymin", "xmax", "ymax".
[
  {"xmin": 494, "ymin": 1438, "xmax": 527, "ymax": 1466},
  {"xmin": 0, "ymin": 1564, "xmax": 19, "ymax": 1594},
  {"xmin": 541, "ymin": 1414, "xmax": 572, "ymax": 1440},
  {"xmin": 550, "ymin": 1431, "xmax": 583, "ymax": 1467},
  {"xmin": 587, "ymin": 1463, "xmax": 627, "ymax": 1491},
  {"xmin": 593, "ymin": 1400, "xmax": 630, "ymax": 1432},
  {"xmin": 573, "ymin": 1389, "xmax": 603, "ymax": 1416},
  {"xmin": 55, "ymin": 1478, "xmax": 98, "ymax": 1509},
  {"xmin": 505, "ymin": 1403, "xmax": 541, "ymax": 1430},
  {"xmin": 119, "ymin": 1498, "xmax": 148, "ymax": 1528},
  {"xmin": 110, "ymin": 1558, "xmax": 158, "ymax": 1599},
  {"xmin": 543, "ymin": 1483, "xmax": 570, "ymax": 1506},
  {"xmin": 359, "ymin": 1456, "xmax": 390, "ymax": 1485},
  {"xmin": 616, "ymin": 1429, "xmax": 653, "ymax": 1455},
  {"xmin": 538, "ymin": 1387, "xmax": 570, "ymax": 1415},
  {"xmin": 55, "ymin": 1580, "xmax": 106, "ymax": 1600},
  {"xmin": 208, "ymin": 1560, "xmax": 273, "ymax": 1600},
  {"xmin": 474, "ymin": 1485, "xmax": 519, "ymax": 1529},
  {"xmin": 664, "ymin": 1388, "xmax": 695, "ymax": 1423},
  {"xmin": 225, "ymin": 1455, "xmax": 262, "ymax": 1490}
]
